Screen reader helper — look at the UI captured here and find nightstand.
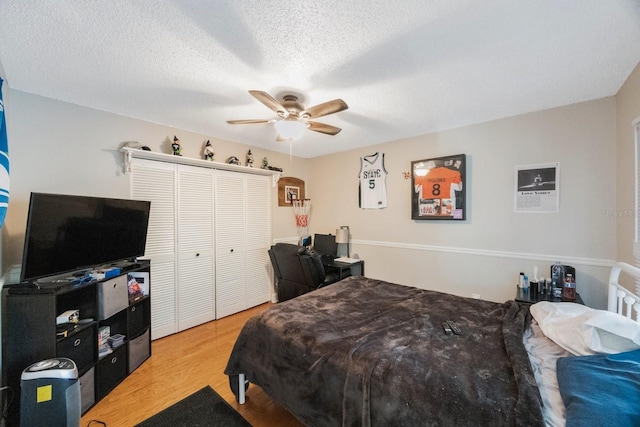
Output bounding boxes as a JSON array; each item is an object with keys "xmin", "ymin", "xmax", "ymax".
[{"xmin": 515, "ymin": 286, "xmax": 584, "ymax": 305}]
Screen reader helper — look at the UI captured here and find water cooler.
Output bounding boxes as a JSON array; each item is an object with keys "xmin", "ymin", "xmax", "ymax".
[{"xmin": 20, "ymin": 357, "xmax": 81, "ymax": 427}]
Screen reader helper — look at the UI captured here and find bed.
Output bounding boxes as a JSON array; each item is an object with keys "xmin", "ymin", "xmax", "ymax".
[{"xmin": 225, "ymin": 262, "xmax": 640, "ymax": 426}]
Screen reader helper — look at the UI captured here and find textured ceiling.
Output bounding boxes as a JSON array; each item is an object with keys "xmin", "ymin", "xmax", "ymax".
[{"xmin": 0, "ymin": 1, "xmax": 639, "ymax": 158}]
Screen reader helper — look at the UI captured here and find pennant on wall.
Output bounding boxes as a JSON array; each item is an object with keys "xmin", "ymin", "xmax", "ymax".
[{"xmin": 0, "ymin": 78, "xmax": 9, "ymax": 227}]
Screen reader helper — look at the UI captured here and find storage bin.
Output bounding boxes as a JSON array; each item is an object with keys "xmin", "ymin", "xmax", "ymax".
[
  {"xmin": 127, "ymin": 298, "xmax": 150, "ymax": 338},
  {"xmin": 97, "ymin": 275, "xmax": 128, "ymax": 320},
  {"xmin": 56, "ymin": 326, "xmax": 95, "ymax": 373},
  {"xmin": 97, "ymin": 345, "xmax": 127, "ymax": 399},
  {"xmin": 79, "ymin": 367, "xmax": 95, "ymax": 414},
  {"xmin": 128, "ymin": 329, "xmax": 150, "ymax": 373}
]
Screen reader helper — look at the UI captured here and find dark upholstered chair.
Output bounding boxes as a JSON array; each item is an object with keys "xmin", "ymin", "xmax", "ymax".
[{"xmin": 268, "ymin": 243, "xmax": 343, "ymax": 302}]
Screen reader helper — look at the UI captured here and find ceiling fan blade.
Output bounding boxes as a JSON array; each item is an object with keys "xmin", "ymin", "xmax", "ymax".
[
  {"xmin": 307, "ymin": 121, "xmax": 342, "ymax": 135},
  {"xmin": 249, "ymin": 90, "xmax": 288, "ymax": 117},
  {"xmin": 302, "ymin": 99, "xmax": 348, "ymax": 119},
  {"xmin": 226, "ymin": 119, "xmax": 274, "ymax": 125}
]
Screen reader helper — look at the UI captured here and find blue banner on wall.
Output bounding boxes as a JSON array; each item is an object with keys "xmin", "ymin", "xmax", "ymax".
[{"xmin": 0, "ymin": 77, "xmax": 9, "ymax": 228}]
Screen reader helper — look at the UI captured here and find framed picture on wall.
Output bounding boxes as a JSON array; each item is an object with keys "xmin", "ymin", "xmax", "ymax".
[
  {"xmin": 411, "ymin": 154, "xmax": 466, "ymax": 221},
  {"xmin": 514, "ymin": 162, "xmax": 559, "ymax": 213}
]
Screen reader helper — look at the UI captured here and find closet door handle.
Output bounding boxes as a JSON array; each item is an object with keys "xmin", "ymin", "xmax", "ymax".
[{"xmin": 230, "ymin": 249, "xmax": 234, "ymax": 253}]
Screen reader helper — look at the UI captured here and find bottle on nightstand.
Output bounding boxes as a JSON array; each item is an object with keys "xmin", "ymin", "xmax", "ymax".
[
  {"xmin": 551, "ymin": 262, "xmax": 565, "ymax": 298},
  {"xmin": 562, "ymin": 273, "xmax": 576, "ymax": 301}
]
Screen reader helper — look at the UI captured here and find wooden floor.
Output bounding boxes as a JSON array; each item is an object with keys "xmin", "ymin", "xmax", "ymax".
[{"xmin": 81, "ymin": 303, "xmax": 303, "ymax": 427}]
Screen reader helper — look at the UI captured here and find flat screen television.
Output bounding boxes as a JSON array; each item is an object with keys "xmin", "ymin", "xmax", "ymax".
[{"xmin": 20, "ymin": 192, "xmax": 151, "ymax": 283}]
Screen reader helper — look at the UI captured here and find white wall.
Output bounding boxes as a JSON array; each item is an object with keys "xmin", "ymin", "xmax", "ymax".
[
  {"xmin": 307, "ymin": 98, "xmax": 618, "ymax": 308},
  {"xmin": 1, "ymin": 89, "xmax": 308, "ymax": 272}
]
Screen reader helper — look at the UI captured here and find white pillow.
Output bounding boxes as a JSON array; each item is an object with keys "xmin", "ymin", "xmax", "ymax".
[{"xmin": 530, "ymin": 301, "xmax": 640, "ymax": 355}]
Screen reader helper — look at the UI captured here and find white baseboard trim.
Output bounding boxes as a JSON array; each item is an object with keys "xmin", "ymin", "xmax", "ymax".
[{"xmin": 273, "ymin": 236, "xmax": 615, "ymax": 268}]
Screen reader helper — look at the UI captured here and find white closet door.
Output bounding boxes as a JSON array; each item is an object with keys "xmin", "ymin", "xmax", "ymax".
[
  {"xmin": 215, "ymin": 171, "xmax": 247, "ymax": 318},
  {"xmin": 245, "ymin": 174, "xmax": 271, "ymax": 307},
  {"xmin": 131, "ymin": 157, "xmax": 272, "ymax": 328},
  {"xmin": 131, "ymin": 159, "xmax": 177, "ymax": 340},
  {"xmin": 177, "ymin": 165, "xmax": 216, "ymax": 330}
]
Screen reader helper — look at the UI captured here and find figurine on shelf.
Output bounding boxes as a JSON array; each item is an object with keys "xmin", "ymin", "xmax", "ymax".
[
  {"xmin": 261, "ymin": 156, "xmax": 283, "ymax": 172},
  {"xmin": 203, "ymin": 140, "xmax": 215, "ymax": 161},
  {"xmin": 226, "ymin": 156, "xmax": 241, "ymax": 165},
  {"xmin": 172, "ymin": 136, "xmax": 182, "ymax": 156},
  {"xmin": 246, "ymin": 150, "xmax": 254, "ymax": 167}
]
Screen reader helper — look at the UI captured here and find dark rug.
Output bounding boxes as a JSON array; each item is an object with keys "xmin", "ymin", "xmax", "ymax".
[{"xmin": 135, "ymin": 385, "xmax": 252, "ymax": 427}]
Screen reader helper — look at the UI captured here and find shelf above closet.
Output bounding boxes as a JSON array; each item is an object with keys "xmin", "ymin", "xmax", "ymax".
[{"xmin": 121, "ymin": 148, "xmax": 281, "ymax": 185}]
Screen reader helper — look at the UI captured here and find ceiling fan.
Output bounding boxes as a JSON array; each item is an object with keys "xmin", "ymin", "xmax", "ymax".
[{"xmin": 227, "ymin": 90, "xmax": 348, "ymax": 139}]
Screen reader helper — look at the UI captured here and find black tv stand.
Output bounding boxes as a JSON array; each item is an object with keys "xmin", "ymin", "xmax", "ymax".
[{"xmin": 2, "ymin": 261, "xmax": 152, "ymax": 425}]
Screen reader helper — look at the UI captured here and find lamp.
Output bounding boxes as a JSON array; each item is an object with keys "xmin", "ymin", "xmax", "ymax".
[
  {"xmin": 275, "ymin": 119, "xmax": 307, "ymax": 140},
  {"xmin": 336, "ymin": 225, "xmax": 349, "ymax": 257}
]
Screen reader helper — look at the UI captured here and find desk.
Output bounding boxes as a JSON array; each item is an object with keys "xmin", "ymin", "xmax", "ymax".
[
  {"xmin": 515, "ymin": 287, "xmax": 584, "ymax": 305},
  {"xmin": 323, "ymin": 259, "xmax": 364, "ymax": 280}
]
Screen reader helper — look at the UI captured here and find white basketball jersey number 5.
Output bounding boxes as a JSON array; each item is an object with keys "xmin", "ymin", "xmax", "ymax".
[{"xmin": 359, "ymin": 152, "xmax": 388, "ymax": 209}]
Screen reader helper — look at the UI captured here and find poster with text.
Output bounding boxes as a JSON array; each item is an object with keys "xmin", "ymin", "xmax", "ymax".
[{"xmin": 514, "ymin": 162, "xmax": 559, "ymax": 213}]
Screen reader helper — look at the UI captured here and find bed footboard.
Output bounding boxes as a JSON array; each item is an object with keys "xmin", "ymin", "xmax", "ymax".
[{"xmin": 608, "ymin": 262, "xmax": 640, "ymax": 322}]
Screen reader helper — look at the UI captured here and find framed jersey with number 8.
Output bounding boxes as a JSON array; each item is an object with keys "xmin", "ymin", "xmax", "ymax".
[{"xmin": 411, "ymin": 154, "xmax": 466, "ymax": 221}]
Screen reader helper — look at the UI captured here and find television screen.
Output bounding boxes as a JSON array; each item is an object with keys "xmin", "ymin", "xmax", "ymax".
[{"xmin": 20, "ymin": 192, "xmax": 151, "ymax": 282}]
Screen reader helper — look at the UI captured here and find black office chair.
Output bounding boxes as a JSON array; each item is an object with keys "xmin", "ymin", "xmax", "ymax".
[{"xmin": 268, "ymin": 243, "xmax": 343, "ymax": 302}]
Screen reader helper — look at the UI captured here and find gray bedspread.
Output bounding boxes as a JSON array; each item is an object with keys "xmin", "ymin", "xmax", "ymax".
[{"xmin": 225, "ymin": 276, "xmax": 543, "ymax": 427}]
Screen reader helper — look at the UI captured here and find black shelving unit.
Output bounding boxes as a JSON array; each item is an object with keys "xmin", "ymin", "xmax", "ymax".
[{"xmin": 2, "ymin": 261, "xmax": 151, "ymax": 425}]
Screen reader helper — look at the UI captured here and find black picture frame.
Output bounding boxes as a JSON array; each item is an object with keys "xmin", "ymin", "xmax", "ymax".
[{"xmin": 411, "ymin": 154, "xmax": 466, "ymax": 221}]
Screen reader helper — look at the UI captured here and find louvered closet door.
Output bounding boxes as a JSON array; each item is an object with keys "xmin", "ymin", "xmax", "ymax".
[
  {"xmin": 131, "ymin": 159, "xmax": 177, "ymax": 340},
  {"xmin": 245, "ymin": 174, "xmax": 271, "ymax": 307},
  {"xmin": 177, "ymin": 165, "xmax": 215, "ymax": 330},
  {"xmin": 215, "ymin": 171, "xmax": 247, "ymax": 318}
]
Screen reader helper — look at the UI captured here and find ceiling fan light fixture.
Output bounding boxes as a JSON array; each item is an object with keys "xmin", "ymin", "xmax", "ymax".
[
  {"xmin": 229, "ymin": 90, "xmax": 347, "ymax": 138},
  {"xmin": 275, "ymin": 119, "xmax": 307, "ymax": 140}
]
